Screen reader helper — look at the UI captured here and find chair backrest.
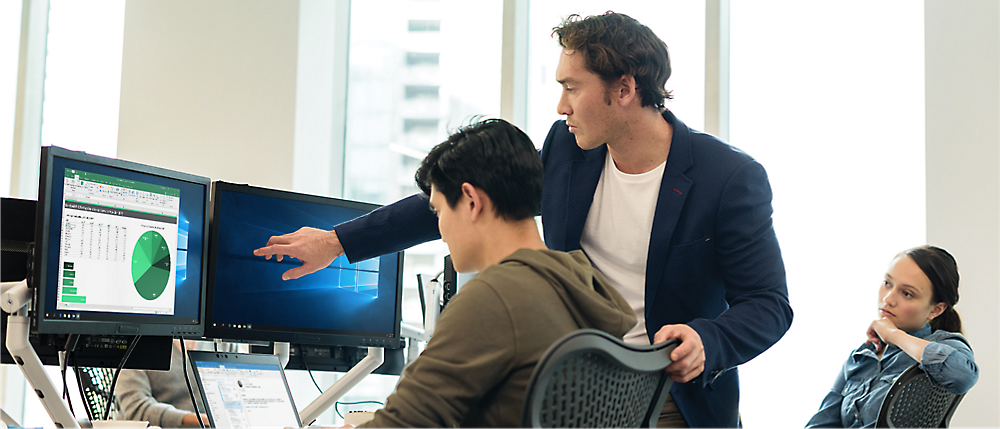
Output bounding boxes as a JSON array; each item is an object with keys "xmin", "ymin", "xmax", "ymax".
[
  {"xmin": 876, "ymin": 364, "xmax": 965, "ymax": 428},
  {"xmin": 521, "ymin": 329, "xmax": 678, "ymax": 428},
  {"xmin": 75, "ymin": 366, "xmax": 116, "ymax": 421}
]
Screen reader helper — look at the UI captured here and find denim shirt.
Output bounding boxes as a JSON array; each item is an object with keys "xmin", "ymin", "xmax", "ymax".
[{"xmin": 806, "ymin": 325, "xmax": 978, "ymax": 428}]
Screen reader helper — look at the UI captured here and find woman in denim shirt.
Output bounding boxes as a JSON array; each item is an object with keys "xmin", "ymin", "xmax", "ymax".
[{"xmin": 806, "ymin": 246, "xmax": 978, "ymax": 428}]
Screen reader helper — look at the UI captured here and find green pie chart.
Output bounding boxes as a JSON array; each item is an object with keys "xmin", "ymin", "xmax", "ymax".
[{"xmin": 131, "ymin": 231, "xmax": 171, "ymax": 301}]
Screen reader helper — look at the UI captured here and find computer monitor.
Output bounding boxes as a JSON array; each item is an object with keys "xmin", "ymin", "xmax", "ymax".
[
  {"xmin": 2, "ymin": 196, "xmax": 174, "ymax": 370},
  {"xmin": 32, "ymin": 146, "xmax": 210, "ymax": 337},
  {"xmin": 204, "ymin": 181, "xmax": 403, "ymax": 348}
]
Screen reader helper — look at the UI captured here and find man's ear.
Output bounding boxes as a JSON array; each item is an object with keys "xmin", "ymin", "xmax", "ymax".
[
  {"xmin": 615, "ymin": 74, "xmax": 639, "ymax": 106},
  {"xmin": 461, "ymin": 183, "xmax": 485, "ymax": 221}
]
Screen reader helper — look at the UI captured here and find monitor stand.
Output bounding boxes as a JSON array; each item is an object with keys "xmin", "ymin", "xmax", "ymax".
[
  {"xmin": 297, "ymin": 346, "xmax": 383, "ymax": 425},
  {"xmin": 297, "ymin": 267, "xmax": 442, "ymax": 425},
  {"xmin": 2, "ymin": 279, "xmax": 80, "ymax": 428}
]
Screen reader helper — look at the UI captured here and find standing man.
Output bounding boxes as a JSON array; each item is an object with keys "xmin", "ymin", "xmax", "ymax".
[{"xmin": 255, "ymin": 12, "xmax": 791, "ymax": 428}]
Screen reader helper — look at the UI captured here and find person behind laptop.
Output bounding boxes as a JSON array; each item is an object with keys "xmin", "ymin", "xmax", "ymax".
[{"xmin": 338, "ymin": 118, "xmax": 634, "ymax": 427}]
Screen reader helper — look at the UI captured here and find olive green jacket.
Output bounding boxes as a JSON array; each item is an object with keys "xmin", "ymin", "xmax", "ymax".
[{"xmin": 363, "ymin": 248, "xmax": 636, "ymax": 428}]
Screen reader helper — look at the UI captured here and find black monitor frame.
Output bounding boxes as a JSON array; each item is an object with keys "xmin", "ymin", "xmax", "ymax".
[
  {"xmin": 203, "ymin": 181, "xmax": 404, "ymax": 349},
  {"xmin": 32, "ymin": 146, "xmax": 210, "ymax": 336},
  {"xmin": 2, "ymin": 196, "xmax": 173, "ymax": 370}
]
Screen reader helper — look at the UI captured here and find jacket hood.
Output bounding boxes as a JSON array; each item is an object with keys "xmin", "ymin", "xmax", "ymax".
[{"xmin": 498, "ymin": 248, "xmax": 637, "ymax": 338}]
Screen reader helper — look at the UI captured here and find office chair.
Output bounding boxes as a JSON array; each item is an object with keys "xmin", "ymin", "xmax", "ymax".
[
  {"xmin": 75, "ymin": 367, "xmax": 116, "ymax": 421},
  {"xmin": 521, "ymin": 329, "xmax": 678, "ymax": 428},
  {"xmin": 876, "ymin": 363, "xmax": 965, "ymax": 428}
]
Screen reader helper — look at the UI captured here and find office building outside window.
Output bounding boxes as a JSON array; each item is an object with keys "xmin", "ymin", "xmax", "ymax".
[
  {"xmin": 338, "ymin": 1, "xmax": 503, "ymax": 416},
  {"xmin": 344, "ymin": 0, "xmax": 502, "ymax": 207}
]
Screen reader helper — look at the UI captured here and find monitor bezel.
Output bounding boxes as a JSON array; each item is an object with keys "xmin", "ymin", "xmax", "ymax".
[
  {"xmin": 32, "ymin": 146, "xmax": 211, "ymax": 336},
  {"xmin": 203, "ymin": 181, "xmax": 404, "ymax": 349}
]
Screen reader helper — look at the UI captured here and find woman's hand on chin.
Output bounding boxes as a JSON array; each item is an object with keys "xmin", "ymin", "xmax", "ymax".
[{"xmin": 866, "ymin": 317, "xmax": 899, "ymax": 353}]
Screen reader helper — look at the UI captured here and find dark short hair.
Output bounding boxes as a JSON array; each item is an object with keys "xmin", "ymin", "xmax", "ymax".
[
  {"xmin": 553, "ymin": 12, "xmax": 673, "ymax": 110},
  {"xmin": 414, "ymin": 118, "xmax": 542, "ymax": 221},
  {"xmin": 903, "ymin": 245, "xmax": 963, "ymax": 333}
]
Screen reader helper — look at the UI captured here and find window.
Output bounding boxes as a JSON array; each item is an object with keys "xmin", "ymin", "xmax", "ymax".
[
  {"xmin": 3, "ymin": 1, "xmax": 127, "ymax": 424},
  {"xmin": 344, "ymin": 0, "xmax": 502, "ymax": 207},
  {"xmin": 402, "ymin": 118, "xmax": 439, "ymax": 133},
  {"xmin": 405, "ymin": 52, "xmax": 440, "ymax": 67},
  {"xmin": 40, "ymin": 0, "xmax": 126, "ymax": 158},
  {"xmin": 404, "ymin": 85, "xmax": 440, "ymax": 100},
  {"xmin": 407, "ymin": 19, "xmax": 441, "ymax": 32},
  {"xmin": 0, "ymin": 0, "xmax": 21, "ymax": 198},
  {"xmin": 340, "ymin": 2, "xmax": 502, "ymax": 421}
]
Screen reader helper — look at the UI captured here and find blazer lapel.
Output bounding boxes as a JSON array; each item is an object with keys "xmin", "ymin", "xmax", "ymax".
[
  {"xmin": 644, "ymin": 111, "xmax": 694, "ymax": 311},
  {"xmin": 564, "ymin": 145, "xmax": 607, "ymax": 250}
]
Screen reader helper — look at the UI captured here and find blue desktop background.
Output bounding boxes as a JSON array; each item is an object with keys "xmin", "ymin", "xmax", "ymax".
[
  {"xmin": 43, "ymin": 156, "xmax": 207, "ymax": 320},
  {"xmin": 209, "ymin": 189, "xmax": 400, "ymax": 336}
]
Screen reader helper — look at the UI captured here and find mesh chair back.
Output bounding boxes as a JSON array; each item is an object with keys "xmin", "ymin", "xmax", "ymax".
[
  {"xmin": 76, "ymin": 367, "xmax": 116, "ymax": 421},
  {"xmin": 876, "ymin": 364, "xmax": 965, "ymax": 428},
  {"xmin": 522, "ymin": 329, "xmax": 678, "ymax": 428}
]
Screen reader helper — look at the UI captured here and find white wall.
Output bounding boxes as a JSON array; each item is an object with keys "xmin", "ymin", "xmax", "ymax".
[
  {"xmin": 116, "ymin": 0, "xmax": 300, "ymax": 190},
  {"xmin": 925, "ymin": 1, "xmax": 1000, "ymax": 426}
]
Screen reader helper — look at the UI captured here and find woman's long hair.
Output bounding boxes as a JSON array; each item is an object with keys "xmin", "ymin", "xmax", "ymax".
[{"xmin": 904, "ymin": 245, "xmax": 962, "ymax": 333}]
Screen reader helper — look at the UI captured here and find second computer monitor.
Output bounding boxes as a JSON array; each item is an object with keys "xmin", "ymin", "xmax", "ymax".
[{"xmin": 205, "ymin": 182, "xmax": 403, "ymax": 348}]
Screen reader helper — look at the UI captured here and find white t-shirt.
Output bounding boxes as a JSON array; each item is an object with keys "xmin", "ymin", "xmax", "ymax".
[{"xmin": 580, "ymin": 150, "xmax": 666, "ymax": 346}]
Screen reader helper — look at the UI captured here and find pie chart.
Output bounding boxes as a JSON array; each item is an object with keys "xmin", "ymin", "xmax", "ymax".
[{"xmin": 132, "ymin": 230, "xmax": 171, "ymax": 300}]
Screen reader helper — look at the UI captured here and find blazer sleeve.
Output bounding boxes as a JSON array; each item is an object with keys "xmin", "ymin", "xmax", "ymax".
[
  {"xmin": 685, "ymin": 159, "xmax": 793, "ymax": 385},
  {"xmin": 334, "ymin": 193, "xmax": 441, "ymax": 263}
]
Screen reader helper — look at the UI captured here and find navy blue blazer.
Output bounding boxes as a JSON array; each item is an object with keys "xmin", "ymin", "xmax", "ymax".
[{"xmin": 334, "ymin": 111, "xmax": 793, "ymax": 428}]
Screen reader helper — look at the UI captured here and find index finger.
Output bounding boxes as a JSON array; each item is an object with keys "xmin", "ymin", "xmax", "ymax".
[{"xmin": 254, "ymin": 244, "xmax": 296, "ymax": 258}]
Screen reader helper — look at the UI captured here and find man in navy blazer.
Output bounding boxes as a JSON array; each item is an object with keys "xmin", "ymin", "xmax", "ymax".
[{"xmin": 256, "ymin": 12, "xmax": 791, "ymax": 428}]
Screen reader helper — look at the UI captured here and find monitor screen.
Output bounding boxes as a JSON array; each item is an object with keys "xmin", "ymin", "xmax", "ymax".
[
  {"xmin": 204, "ymin": 182, "xmax": 403, "ymax": 348},
  {"xmin": 33, "ymin": 146, "xmax": 210, "ymax": 336}
]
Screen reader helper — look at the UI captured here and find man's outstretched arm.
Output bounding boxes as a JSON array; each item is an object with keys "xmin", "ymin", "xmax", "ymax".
[{"xmin": 254, "ymin": 194, "xmax": 440, "ymax": 280}]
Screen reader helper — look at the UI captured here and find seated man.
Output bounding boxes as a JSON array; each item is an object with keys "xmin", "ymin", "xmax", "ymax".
[{"xmin": 262, "ymin": 119, "xmax": 636, "ymax": 427}]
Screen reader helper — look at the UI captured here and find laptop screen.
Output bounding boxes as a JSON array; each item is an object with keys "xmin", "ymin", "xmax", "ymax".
[{"xmin": 188, "ymin": 351, "xmax": 301, "ymax": 428}]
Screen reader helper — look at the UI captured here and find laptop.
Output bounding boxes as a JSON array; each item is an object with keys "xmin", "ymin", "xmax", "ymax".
[{"xmin": 187, "ymin": 351, "xmax": 302, "ymax": 428}]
